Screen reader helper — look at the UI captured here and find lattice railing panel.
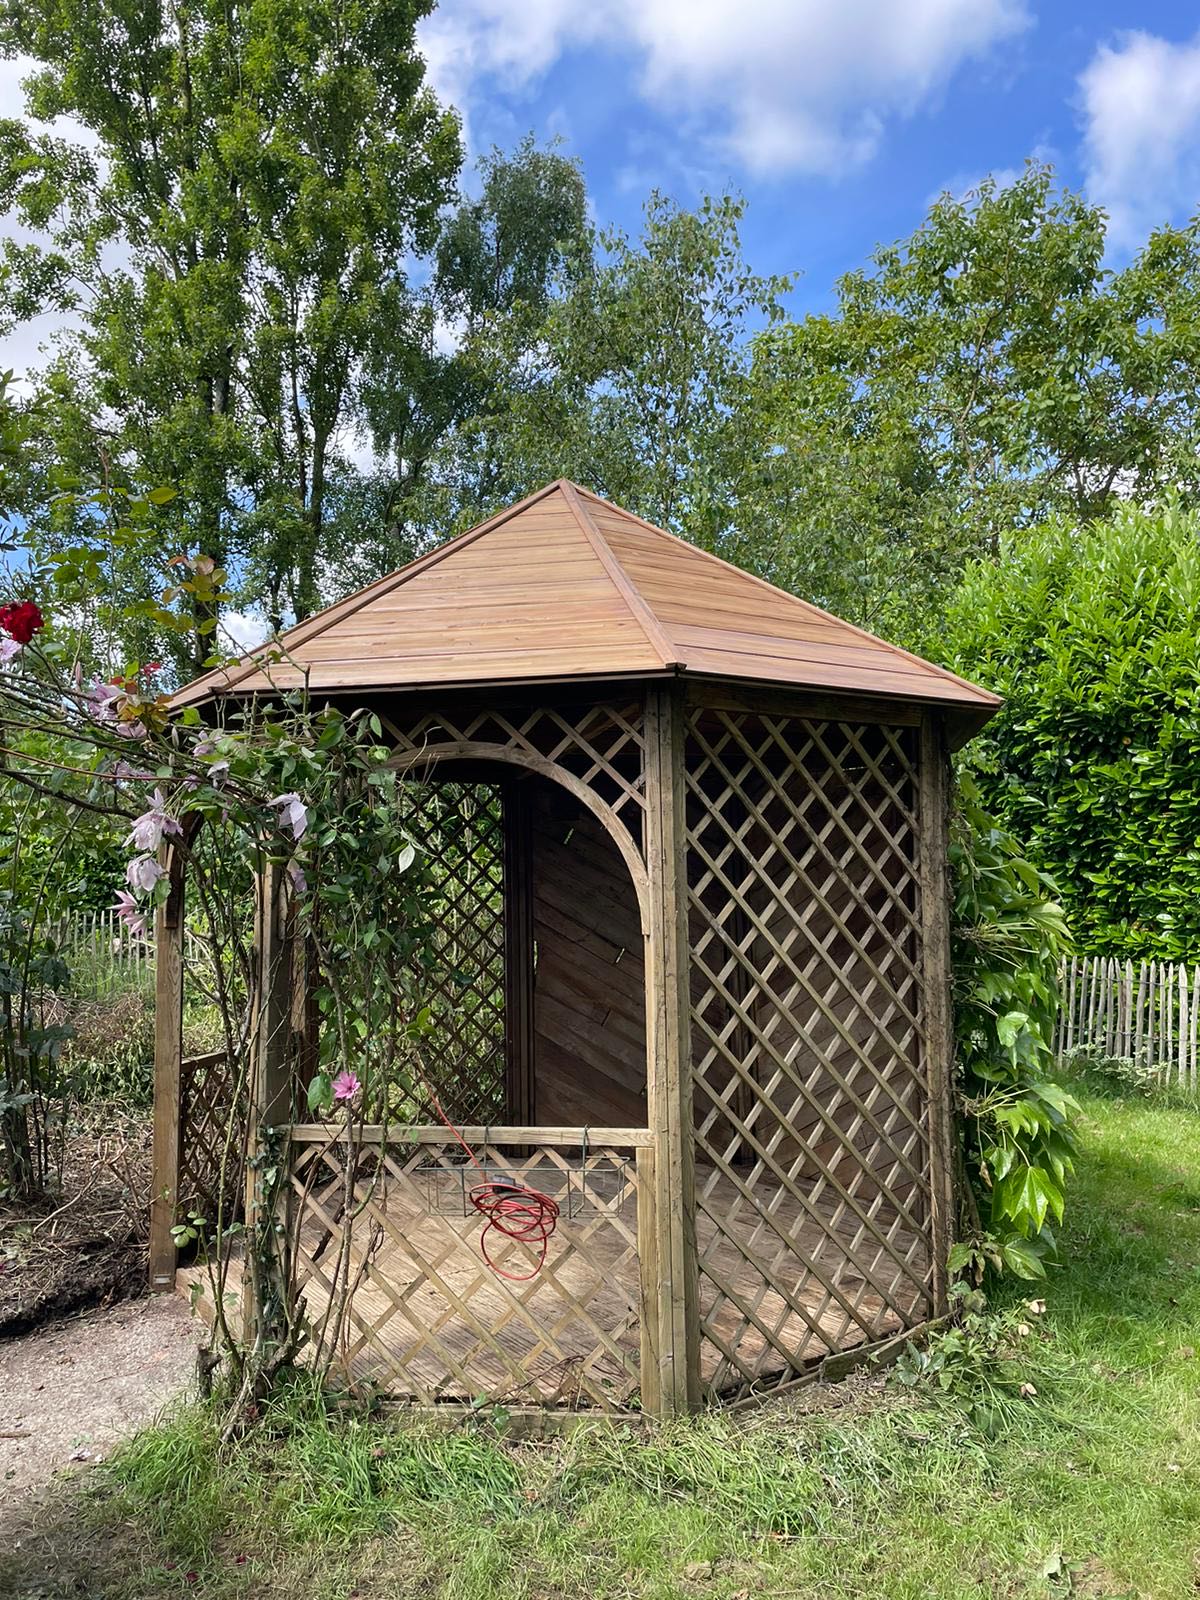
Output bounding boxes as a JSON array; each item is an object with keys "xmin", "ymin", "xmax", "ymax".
[
  {"xmin": 386, "ymin": 699, "xmax": 647, "ymax": 850},
  {"xmin": 178, "ymin": 1051, "xmax": 242, "ymax": 1223},
  {"xmin": 288, "ymin": 1138, "xmax": 645, "ymax": 1410},
  {"xmin": 685, "ymin": 707, "xmax": 933, "ymax": 1402},
  {"xmin": 404, "ymin": 783, "xmax": 508, "ymax": 1125}
]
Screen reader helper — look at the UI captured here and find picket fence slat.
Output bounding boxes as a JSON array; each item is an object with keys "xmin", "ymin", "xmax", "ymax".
[
  {"xmin": 51, "ymin": 910, "xmax": 203, "ymax": 1002},
  {"xmin": 1058, "ymin": 951, "xmax": 1200, "ymax": 1094}
]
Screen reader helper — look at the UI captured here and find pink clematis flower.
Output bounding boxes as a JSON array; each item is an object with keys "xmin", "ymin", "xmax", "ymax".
[
  {"xmin": 332, "ymin": 1070, "xmax": 360, "ymax": 1104},
  {"xmin": 0, "ymin": 638, "xmax": 21, "ymax": 665},
  {"xmin": 287, "ymin": 861, "xmax": 308, "ymax": 896},
  {"xmin": 113, "ymin": 889, "xmax": 148, "ymax": 940},
  {"xmin": 125, "ymin": 853, "xmax": 167, "ymax": 893},
  {"xmin": 270, "ymin": 792, "xmax": 308, "ymax": 841},
  {"xmin": 85, "ymin": 679, "xmax": 122, "ymax": 723},
  {"xmin": 125, "ymin": 790, "xmax": 183, "ymax": 853}
]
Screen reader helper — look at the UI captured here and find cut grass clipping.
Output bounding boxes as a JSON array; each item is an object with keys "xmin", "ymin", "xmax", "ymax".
[{"xmin": 54, "ymin": 1088, "xmax": 1200, "ymax": 1598}]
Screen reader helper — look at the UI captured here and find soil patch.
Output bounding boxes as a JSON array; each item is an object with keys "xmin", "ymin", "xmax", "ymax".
[
  {"xmin": 1, "ymin": 1296, "xmax": 197, "ymax": 1599},
  {"xmin": 0, "ymin": 1105, "xmax": 151, "ymax": 1335},
  {"xmin": 1, "ymin": 1295, "xmax": 197, "ymax": 1511}
]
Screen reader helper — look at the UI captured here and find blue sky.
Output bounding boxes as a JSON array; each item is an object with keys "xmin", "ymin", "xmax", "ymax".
[
  {"xmin": 419, "ymin": 1, "xmax": 1200, "ymax": 316},
  {"xmin": 4, "ymin": 3, "xmax": 1200, "ymax": 376}
]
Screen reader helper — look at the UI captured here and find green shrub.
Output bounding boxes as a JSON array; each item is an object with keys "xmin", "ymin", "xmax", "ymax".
[
  {"xmin": 944, "ymin": 502, "xmax": 1200, "ymax": 960},
  {"xmin": 951, "ymin": 775, "xmax": 1079, "ymax": 1276}
]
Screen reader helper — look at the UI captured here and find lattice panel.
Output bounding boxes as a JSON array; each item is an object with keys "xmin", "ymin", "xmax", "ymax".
[
  {"xmin": 386, "ymin": 699, "xmax": 647, "ymax": 851},
  {"xmin": 404, "ymin": 783, "xmax": 508, "ymax": 1125},
  {"xmin": 288, "ymin": 1139, "xmax": 644, "ymax": 1409},
  {"xmin": 178, "ymin": 1051, "xmax": 242, "ymax": 1225},
  {"xmin": 685, "ymin": 707, "xmax": 933, "ymax": 1402}
]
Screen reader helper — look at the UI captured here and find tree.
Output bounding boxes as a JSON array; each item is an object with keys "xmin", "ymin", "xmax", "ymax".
[
  {"xmin": 449, "ymin": 192, "xmax": 792, "ymax": 553},
  {"xmin": 749, "ymin": 164, "xmax": 1200, "ymax": 642},
  {"xmin": 944, "ymin": 502, "xmax": 1200, "ymax": 961},
  {"xmin": 0, "ymin": 0, "xmax": 461, "ymax": 661},
  {"xmin": 347, "ymin": 137, "xmax": 591, "ymax": 580}
]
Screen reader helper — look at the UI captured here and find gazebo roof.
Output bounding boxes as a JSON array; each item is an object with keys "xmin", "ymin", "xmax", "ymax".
[{"xmin": 177, "ymin": 479, "xmax": 1000, "ymax": 728}]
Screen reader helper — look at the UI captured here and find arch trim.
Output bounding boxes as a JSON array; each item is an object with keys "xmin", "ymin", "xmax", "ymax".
[{"xmin": 386, "ymin": 739, "xmax": 650, "ymax": 928}]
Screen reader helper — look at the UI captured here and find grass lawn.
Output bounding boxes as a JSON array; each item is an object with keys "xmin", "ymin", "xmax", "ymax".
[{"xmin": 9, "ymin": 1085, "xmax": 1200, "ymax": 1600}]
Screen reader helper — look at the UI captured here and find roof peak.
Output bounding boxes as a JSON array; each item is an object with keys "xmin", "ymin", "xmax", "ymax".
[{"xmin": 175, "ymin": 480, "xmax": 1000, "ymax": 732}]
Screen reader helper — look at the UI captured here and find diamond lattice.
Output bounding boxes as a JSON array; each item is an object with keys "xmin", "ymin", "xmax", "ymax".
[
  {"xmin": 685, "ymin": 708, "xmax": 934, "ymax": 1402},
  {"xmin": 404, "ymin": 783, "xmax": 509, "ymax": 1125},
  {"xmin": 288, "ymin": 1138, "xmax": 644, "ymax": 1409}
]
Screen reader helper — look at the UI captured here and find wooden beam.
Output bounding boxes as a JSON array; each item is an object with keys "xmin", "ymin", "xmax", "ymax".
[
  {"xmin": 502, "ymin": 778, "xmax": 536, "ymax": 1122},
  {"xmin": 918, "ymin": 713, "xmax": 956, "ymax": 1315},
  {"xmin": 643, "ymin": 682, "xmax": 700, "ymax": 1414},
  {"xmin": 243, "ymin": 862, "xmax": 294, "ymax": 1339},
  {"xmin": 148, "ymin": 841, "xmax": 187, "ymax": 1292},
  {"xmin": 286, "ymin": 1123, "xmax": 654, "ymax": 1148},
  {"xmin": 685, "ymin": 677, "xmax": 922, "ymax": 728}
]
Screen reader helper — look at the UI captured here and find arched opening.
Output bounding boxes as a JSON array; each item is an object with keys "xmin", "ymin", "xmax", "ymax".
[{"xmin": 393, "ymin": 753, "xmax": 650, "ymax": 1135}]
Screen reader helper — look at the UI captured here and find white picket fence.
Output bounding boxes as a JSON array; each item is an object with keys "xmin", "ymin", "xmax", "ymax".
[
  {"xmin": 1056, "ymin": 953, "xmax": 1200, "ymax": 1092},
  {"xmin": 50, "ymin": 908, "xmax": 157, "ymax": 997},
  {"xmin": 50, "ymin": 910, "xmax": 205, "ymax": 999}
]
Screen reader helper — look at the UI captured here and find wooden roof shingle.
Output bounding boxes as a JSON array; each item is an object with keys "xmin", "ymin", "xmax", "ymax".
[{"xmin": 175, "ymin": 480, "xmax": 1000, "ymax": 730}]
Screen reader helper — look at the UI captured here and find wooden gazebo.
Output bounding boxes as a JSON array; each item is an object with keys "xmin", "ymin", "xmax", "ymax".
[{"xmin": 150, "ymin": 480, "xmax": 999, "ymax": 1418}]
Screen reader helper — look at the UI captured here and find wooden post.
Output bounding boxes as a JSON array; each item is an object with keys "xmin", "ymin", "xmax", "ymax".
[
  {"xmin": 148, "ymin": 842, "xmax": 187, "ymax": 1291},
  {"xmin": 918, "ymin": 713, "xmax": 956, "ymax": 1317},
  {"xmin": 502, "ymin": 778, "xmax": 536, "ymax": 1123},
  {"xmin": 635, "ymin": 1143, "xmax": 661, "ymax": 1417},
  {"xmin": 243, "ymin": 862, "xmax": 293, "ymax": 1341},
  {"xmin": 643, "ymin": 682, "xmax": 700, "ymax": 1414}
]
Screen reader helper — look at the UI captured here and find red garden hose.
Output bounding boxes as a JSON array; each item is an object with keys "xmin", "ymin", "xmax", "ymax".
[{"xmin": 416, "ymin": 1076, "xmax": 561, "ymax": 1281}]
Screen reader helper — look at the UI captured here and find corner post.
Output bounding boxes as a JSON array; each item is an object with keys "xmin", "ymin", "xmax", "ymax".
[
  {"xmin": 919, "ymin": 712, "xmax": 956, "ymax": 1315},
  {"xmin": 644, "ymin": 682, "xmax": 700, "ymax": 1413},
  {"xmin": 243, "ymin": 861, "xmax": 293, "ymax": 1341},
  {"xmin": 149, "ymin": 841, "xmax": 186, "ymax": 1291}
]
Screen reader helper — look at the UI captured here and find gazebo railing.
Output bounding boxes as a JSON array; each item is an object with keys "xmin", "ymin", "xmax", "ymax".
[{"xmin": 282, "ymin": 1124, "xmax": 655, "ymax": 1411}]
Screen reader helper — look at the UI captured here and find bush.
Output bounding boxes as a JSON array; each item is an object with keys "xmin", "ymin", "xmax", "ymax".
[
  {"xmin": 943, "ymin": 503, "xmax": 1200, "ymax": 961},
  {"xmin": 951, "ymin": 775, "xmax": 1079, "ymax": 1277}
]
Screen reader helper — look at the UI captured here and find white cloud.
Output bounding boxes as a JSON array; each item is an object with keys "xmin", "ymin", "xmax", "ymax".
[
  {"xmin": 1079, "ymin": 30, "xmax": 1200, "ymax": 249},
  {"xmin": 220, "ymin": 609, "xmax": 272, "ymax": 652},
  {"xmin": 419, "ymin": 0, "xmax": 1030, "ymax": 178}
]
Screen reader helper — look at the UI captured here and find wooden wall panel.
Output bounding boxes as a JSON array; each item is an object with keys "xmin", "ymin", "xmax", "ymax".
[{"xmin": 529, "ymin": 780, "xmax": 648, "ymax": 1126}]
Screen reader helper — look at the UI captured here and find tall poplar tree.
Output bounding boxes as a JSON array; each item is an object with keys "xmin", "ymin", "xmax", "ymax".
[{"xmin": 0, "ymin": 0, "xmax": 461, "ymax": 660}]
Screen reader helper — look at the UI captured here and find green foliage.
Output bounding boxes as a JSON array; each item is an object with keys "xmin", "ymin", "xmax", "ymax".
[
  {"xmin": 951, "ymin": 775, "xmax": 1078, "ymax": 1272},
  {"xmin": 0, "ymin": 0, "xmax": 462, "ymax": 658},
  {"xmin": 944, "ymin": 502, "xmax": 1200, "ymax": 961},
  {"xmin": 893, "ymin": 1284, "xmax": 1059, "ymax": 1435},
  {"xmin": 0, "ymin": 890, "xmax": 73, "ymax": 1196},
  {"xmin": 750, "ymin": 164, "xmax": 1200, "ymax": 639},
  {"xmin": 455, "ymin": 192, "xmax": 792, "ymax": 550}
]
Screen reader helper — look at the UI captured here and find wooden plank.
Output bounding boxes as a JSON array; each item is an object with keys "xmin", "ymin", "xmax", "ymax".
[
  {"xmin": 686, "ymin": 678, "xmax": 923, "ymax": 729},
  {"xmin": 644, "ymin": 681, "xmax": 701, "ymax": 1414},
  {"xmin": 148, "ymin": 840, "xmax": 187, "ymax": 1292},
  {"xmin": 502, "ymin": 779, "xmax": 536, "ymax": 1122},
  {"xmin": 635, "ymin": 1144, "xmax": 661, "ymax": 1415},
  {"xmin": 918, "ymin": 715, "xmax": 956, "ymax": 1316},
  {"xmin": 285, "ymin": 1123, "xmax": 655, "ymax": 1147}
]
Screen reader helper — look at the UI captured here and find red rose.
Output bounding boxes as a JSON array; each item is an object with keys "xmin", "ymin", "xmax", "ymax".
[{"xmin": 0, "ymin": 601, "xmax": 44, "ymax": 644}]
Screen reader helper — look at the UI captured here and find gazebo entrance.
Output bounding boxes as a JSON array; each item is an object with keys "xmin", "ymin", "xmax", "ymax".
[{"xmin": 153, "ymin": 480, "xmax": 1000, "ymax": 1418}]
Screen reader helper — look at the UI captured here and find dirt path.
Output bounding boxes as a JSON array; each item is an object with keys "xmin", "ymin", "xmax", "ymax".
[{"xmin": 0, "ymin": 1294, "xmax": 197, "ymax": 1513}]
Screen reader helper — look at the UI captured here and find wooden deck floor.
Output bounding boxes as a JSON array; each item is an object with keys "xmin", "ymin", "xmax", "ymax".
[{"xmin": 179, "ymin": 1165, "xmax": 927, "ymax": 1407}]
